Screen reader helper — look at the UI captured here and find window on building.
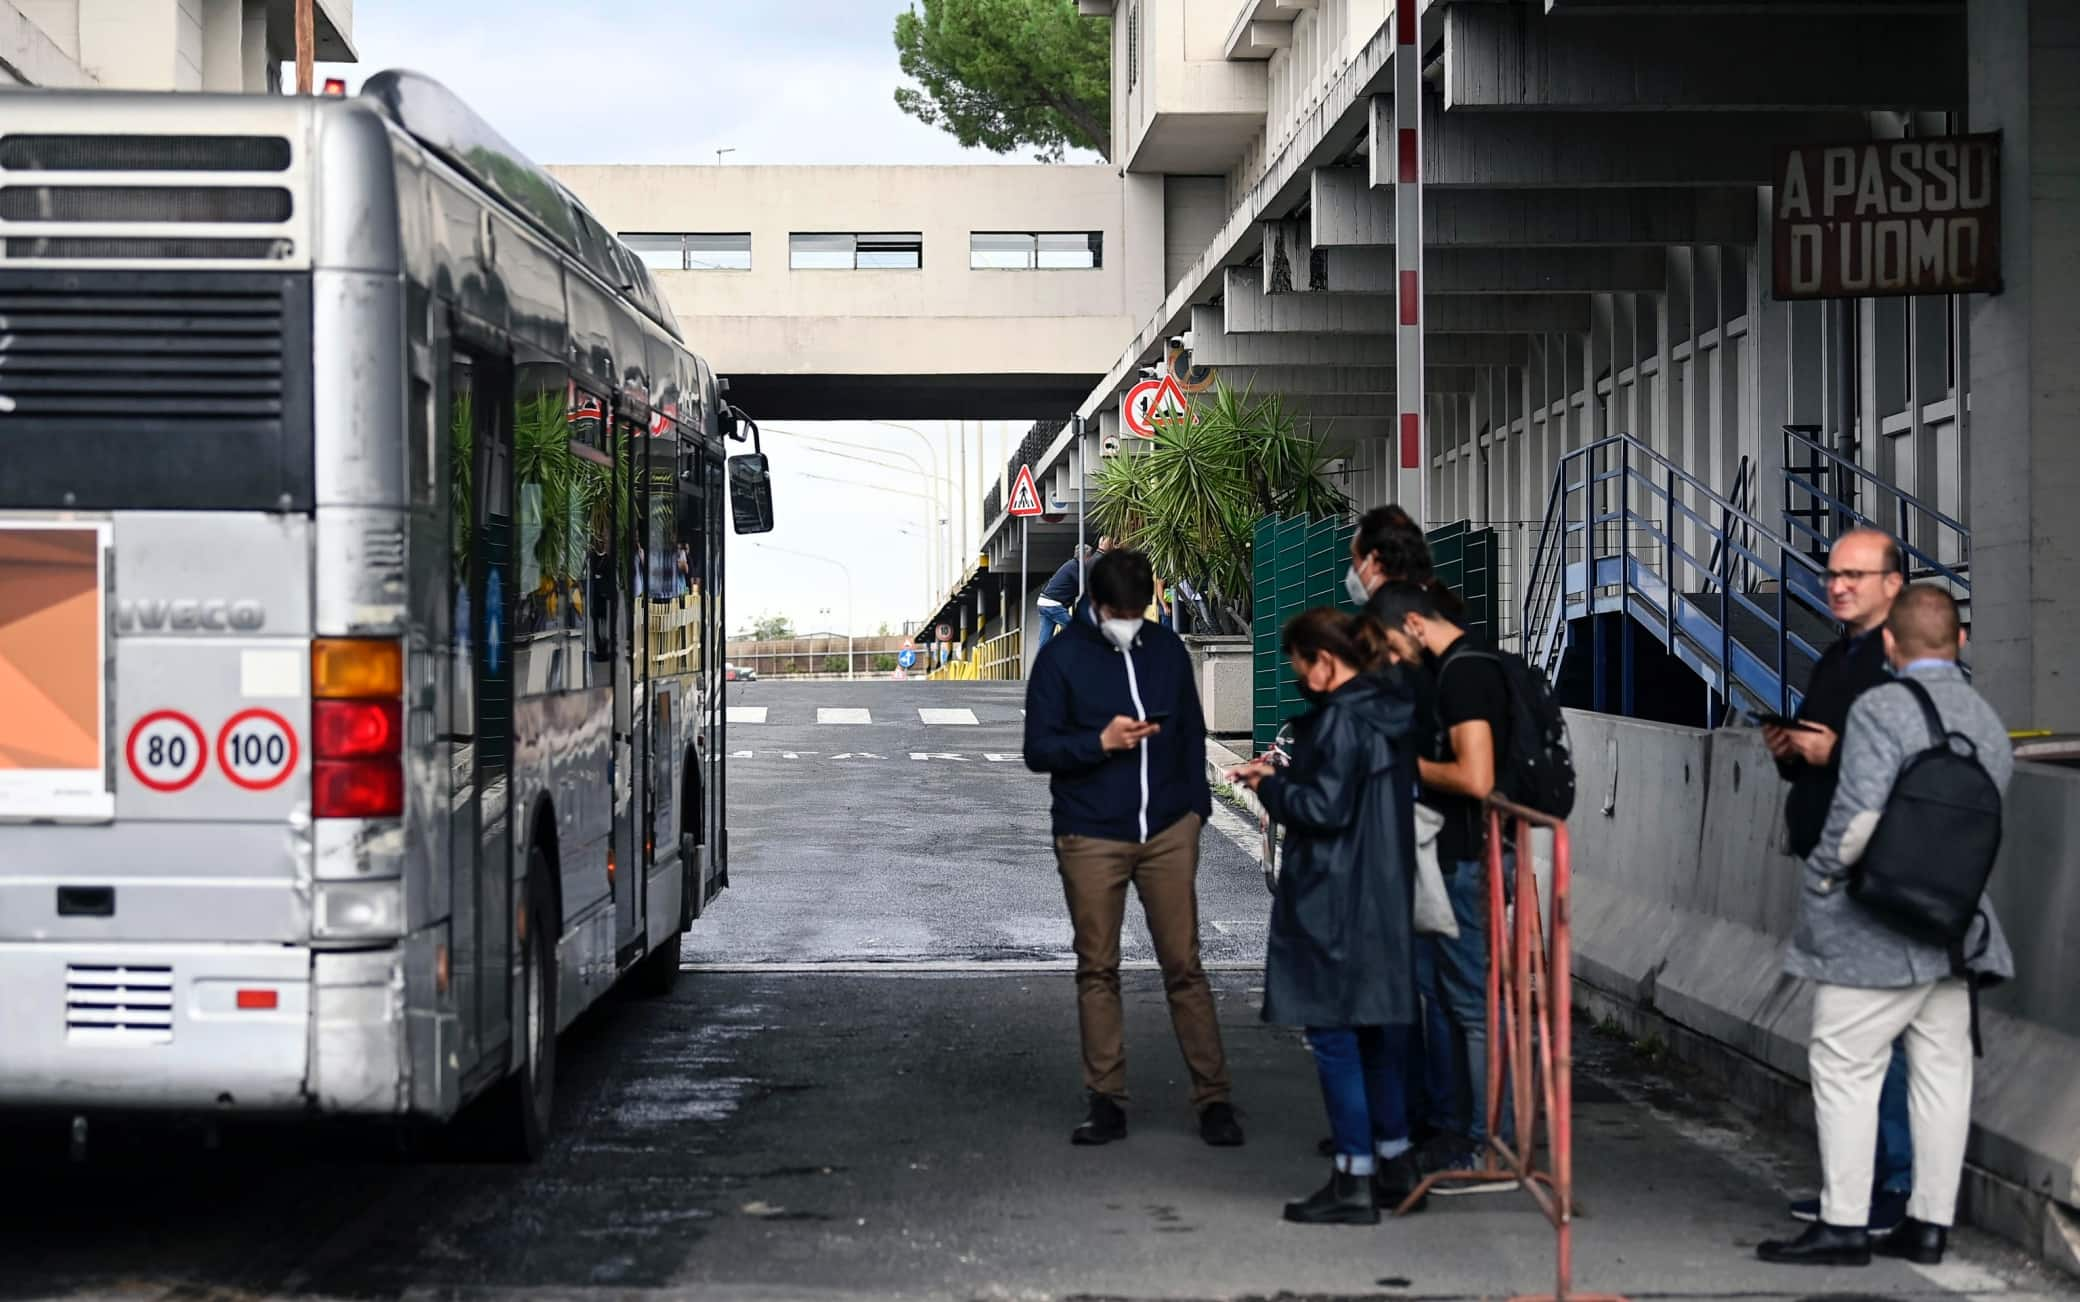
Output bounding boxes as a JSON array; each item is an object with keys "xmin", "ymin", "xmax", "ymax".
[
  {"xmin": 969, "ymin": 232, "xmax": 1103, "ymax": 270},
  {"xmin": 616, "ymin": 232, "xmax": 752, "ymax": 271},
  {"xmin": 789, "ymin": 232, "xmax": 923, "ymax": 270}
]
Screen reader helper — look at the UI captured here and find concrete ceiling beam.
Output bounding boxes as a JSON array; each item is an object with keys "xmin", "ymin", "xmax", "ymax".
[
  {"xmin": 1224, "ymin": 269, "xmax": 1592, "ymax": 334},
  {"xmin": 1197, "ymin": 364, "xmax": 1489, "ymax": 396},
  {"xmin": 1189, "ymin": 305, "xmax": 1541, "ymax": 365},
  {"xmin": 1311, "ymin": 168, "xmax": 1759, "ymax": 248},
  {"xmin": 1365, "ymin": 95, "xmax": 1870, "ymax": 189},
  {"xmin": 1320, "ymin": 246, "xmax": 1669, "ymax": 295},
  {"xmin": 1444, "ymin": 4, "xmax": 1966, "ymax": 111}
]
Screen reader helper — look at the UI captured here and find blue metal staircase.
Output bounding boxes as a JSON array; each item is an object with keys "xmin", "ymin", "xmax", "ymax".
[{"xmin": 1522, "ymin": 432, "xmax": 1971, "ymax": 723}]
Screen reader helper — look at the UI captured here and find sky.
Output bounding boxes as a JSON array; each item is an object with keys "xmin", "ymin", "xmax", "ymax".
[{"xmin": 315, "ymin": 1, "xmax": 1097, "ymax": 639}]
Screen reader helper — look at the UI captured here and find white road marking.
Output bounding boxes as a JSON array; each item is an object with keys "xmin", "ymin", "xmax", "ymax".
[
  {"xmin": 919, "ymin": 708, "xmax": 979, "ymax": 726},
  {"xmin": 910, "ymin": 752, "xmax": 968, "ymax": 761},
  {"xmin": 817, "ymin": 708, "xmax": 873, "ymax": 725},
  {"xmin": 726, "ymin": 706, "xmax": 767, "ymax": 724},
  {"xmin": 827, "ymin": 752, "xmax": 887, "ymax": 760}
]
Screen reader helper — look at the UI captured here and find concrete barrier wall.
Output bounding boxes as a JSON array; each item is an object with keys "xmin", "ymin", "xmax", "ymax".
[{"xmin": 1562, "ymin": 709, "xmax": 2080, "ymax": 1256}]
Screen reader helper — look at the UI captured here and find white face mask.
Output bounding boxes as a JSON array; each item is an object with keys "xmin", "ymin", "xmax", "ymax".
[
  {"xmin": 1101, "ymin": 617, "xmax": 1141, "ymax": 651},
  {"xmin": 1343, "ymin": 563, "xmax": 1372, "ymax": 606}
]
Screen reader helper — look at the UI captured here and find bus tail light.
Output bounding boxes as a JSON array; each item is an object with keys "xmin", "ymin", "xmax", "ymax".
[
  {"xmin": 313, "ymin": 638, "xmax": 403, "ymax": 699},
  {"xmin": 314, "ymin": 699, "xmax": 402, "ymax": 759},
  {"xmin": 236, "ymin": 989, "xmax": 279, "ymax": 1010},
  {"xmin": 314, "ymin": 759, "xmax": 403, "ymax": 818},
  {"xmin": 312, "ymin": 640, "xmax": 403, "ymax": 819}
]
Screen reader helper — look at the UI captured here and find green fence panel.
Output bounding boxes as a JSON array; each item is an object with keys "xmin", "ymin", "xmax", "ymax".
[
  {"xmin": 1427, "ymin": 519, "xmax": 1497, "ymax": 646},
  {"xmin": 1252, "ymin": 514, "xmax": 1360, "ymax": 752}
]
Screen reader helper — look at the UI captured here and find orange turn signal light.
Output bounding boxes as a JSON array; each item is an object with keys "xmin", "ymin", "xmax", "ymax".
[{"xmin": 313, "ymin": 638, "xmax": 403, "ymax": 699}]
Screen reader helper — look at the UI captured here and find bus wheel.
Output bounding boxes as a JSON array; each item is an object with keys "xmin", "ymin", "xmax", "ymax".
[
  {"xmin": 630, "ymin": 932, "xmax": 680, "ymax": 998},
  {"xmin": 473, "ymin": 852, "xmax": 558, "ymax": 1160}
]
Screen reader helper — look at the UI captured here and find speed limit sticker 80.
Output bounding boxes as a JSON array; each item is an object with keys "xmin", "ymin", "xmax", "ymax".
[
  {"xmin": 218, "ymin": 709, "xmax": 300, "ymax": 791},
  {"xmin": 126, "ymin": 710, "xmax": 208, "ymax": 793}
]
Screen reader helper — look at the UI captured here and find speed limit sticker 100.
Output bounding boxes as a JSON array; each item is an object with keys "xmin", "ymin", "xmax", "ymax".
[
  {"xmin": 126, "ymin": 710, "xmax": 209, "ymax": 793},
  {"xmin": 217, "ymin": 709, "xmax": 300, "ymax": 792}
]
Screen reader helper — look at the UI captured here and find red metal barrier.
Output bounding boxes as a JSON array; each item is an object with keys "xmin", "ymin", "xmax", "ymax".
[{"xmin": 1396, "ymin": 795, "xmax": 1625, "ymax": 1302}]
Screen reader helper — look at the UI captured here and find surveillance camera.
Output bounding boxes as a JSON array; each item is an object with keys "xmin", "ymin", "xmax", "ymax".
[
  {"xmin": 1138, "ymin": 364, "xmax": 1160, "ymax": 379},
  {"xmin": 1167, "ymin": 335, "xmax": 1185, "ymax": 351}
]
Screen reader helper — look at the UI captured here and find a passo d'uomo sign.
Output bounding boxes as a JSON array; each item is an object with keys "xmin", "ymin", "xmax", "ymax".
[{"xmin": 1773, "ymin": 135, "xmax": 2002, "ymax": 300}]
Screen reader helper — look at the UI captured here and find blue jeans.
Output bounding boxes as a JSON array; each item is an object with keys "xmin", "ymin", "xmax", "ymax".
[
  {"xmin": 1408, "ymin": 942, "xmax": 1457, "ymax": 1137},
  {"xmin": 1037, "ymin": 602, "xmax": 1073, "ymax": 646},
  {"xmin": 1876, "ymin": 1038, "xmax": 1913, "ymax": 1195},
  {"xmin": 1418, "ymin": 855, "xmax": 1514, "ymax": 1148},
  {"xmin": 1306, "ymin": 1026, "xmax": 1412, "ymax": 1161}
]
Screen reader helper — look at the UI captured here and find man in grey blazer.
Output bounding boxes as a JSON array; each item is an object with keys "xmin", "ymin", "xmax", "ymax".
[{"xmin": 1759, "ymin": 584, "xmax": 2014, "ymax": 1269}]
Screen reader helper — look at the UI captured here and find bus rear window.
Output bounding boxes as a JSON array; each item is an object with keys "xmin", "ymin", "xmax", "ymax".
[{"xmin": 0, "ymin": 270, "xmax": 313, "ymax": 511}]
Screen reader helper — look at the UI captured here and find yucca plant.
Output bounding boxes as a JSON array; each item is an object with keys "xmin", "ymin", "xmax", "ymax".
[{"xmin": 1092, "ymin": 380, "xmax": 1349, "ymax": 629}]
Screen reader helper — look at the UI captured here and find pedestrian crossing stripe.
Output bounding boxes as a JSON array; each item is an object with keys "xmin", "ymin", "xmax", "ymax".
[
  {"xmin": 726, "ymin": 751, "xmax": 1022, "ymax": 762},
  {"xmin": 918, "ymin": 708, "xmax": 978, "ymax": 725},
  {"xmin": 725, "ymin": 707, "xmax": 767, "ymax": 724},
  {"xmin": 816, "ymin": 708, "xmax": 873, "ymax": 724}
]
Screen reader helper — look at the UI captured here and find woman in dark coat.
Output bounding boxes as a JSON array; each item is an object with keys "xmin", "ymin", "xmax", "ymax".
[{"xmin": 1232, "ymin": 607, "xmax": 1421, "ymax": 1226}]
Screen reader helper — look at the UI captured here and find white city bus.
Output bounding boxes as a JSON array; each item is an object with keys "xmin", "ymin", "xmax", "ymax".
[{"xmin": 0, "ymin": 72, "xmax": 776, "ymax": 1157}]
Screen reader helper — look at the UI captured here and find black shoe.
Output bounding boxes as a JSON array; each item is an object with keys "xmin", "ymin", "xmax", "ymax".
[
  {"xmin": 1199, "ymin": 1101, "xmax": 1245, "ymax": 1147},
  {"xmin": 1316, "ymin": 1136, "xmax": 1335, "ymax": 1157},
  {"xmin": 1071, "ymin": 1094, "xmax": 1127, "ymax": 1146},
  {"xmin": 1757, "ymin": 1221, "xmax": 1871, "ymax": 1267},
  {"xmin": 1373, "ymin": 1151, "xmax": 1428, "ymax": 1215},
  {"xmin": 1283, "ymin": 1167, "xmax": 1379, "ymax": 1226},
  {"xmin": 1873, "ymin": 1217, "xmax": 1947, "ymax": 1265}
]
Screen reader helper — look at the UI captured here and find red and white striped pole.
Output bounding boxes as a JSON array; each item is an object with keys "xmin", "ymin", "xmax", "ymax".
[{"xmin": 1392, "ymin": 1, "xmax": 1426, "ymax": 525}]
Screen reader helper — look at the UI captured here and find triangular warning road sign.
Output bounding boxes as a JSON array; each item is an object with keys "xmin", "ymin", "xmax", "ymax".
[{"xmin": 1007, "ymin": 464, "xmax": 1044, "ymax": 517}]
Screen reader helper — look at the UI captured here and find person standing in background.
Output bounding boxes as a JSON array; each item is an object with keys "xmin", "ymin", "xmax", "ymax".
[{"xmin": 1767, "ymin": 527, "xmax": 1915, "ymax": 1237}]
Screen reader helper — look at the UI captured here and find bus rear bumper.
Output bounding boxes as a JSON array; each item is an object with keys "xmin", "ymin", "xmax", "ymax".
[{"xmin": 0, "ymin": 941, "xmax": 416, "ymax": 1115}]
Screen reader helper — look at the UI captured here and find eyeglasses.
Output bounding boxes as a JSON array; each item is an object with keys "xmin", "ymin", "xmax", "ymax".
[{"xmin": 1823, "ymin": 568, "xmax": 1897, "ymax": 584}]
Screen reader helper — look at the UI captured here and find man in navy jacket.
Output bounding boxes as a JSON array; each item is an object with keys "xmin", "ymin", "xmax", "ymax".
[{"xmin": 1023, "ymin": 548, "xmax": 1242, "ymax": 1148}]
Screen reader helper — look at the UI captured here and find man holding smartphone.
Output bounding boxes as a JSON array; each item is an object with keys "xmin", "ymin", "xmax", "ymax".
[
  {"xmin": 1765, "ymin": 526, "xmax": 1913, "ymax": 1235},
  {"xmin": 1023, "ymin": 548, "xmax": 1242, "ymax": 1149}
]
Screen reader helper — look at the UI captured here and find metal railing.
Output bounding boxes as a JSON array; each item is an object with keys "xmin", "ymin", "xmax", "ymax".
[
  {"xmin": 929, "ymin": 628, "xmax": 1023, "ymax": 681},
  {"xmin": 1395, "ymin": 799, "xmax": 1624, "ymax": 1302},
  {"xmin": 1781, "ymin": 424, "xmax": 1971, "ymax": 595},
  {"xmin": 1523, "ymin": 434, "xmax": 1834, "ymax": 719}
]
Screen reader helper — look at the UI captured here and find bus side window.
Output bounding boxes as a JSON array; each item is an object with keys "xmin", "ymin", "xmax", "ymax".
[
  {"xmin": 513, "ymin": 359, "xmax": 572, "ymax": 693},
  {"xmin": 676, "ymin": 448, "xmax": 706, "ymax": 672}
]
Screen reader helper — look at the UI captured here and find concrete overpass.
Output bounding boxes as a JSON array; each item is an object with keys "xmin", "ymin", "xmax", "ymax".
[{"xmin": 547, "ymin": 163, "xmax": 1153, "ymax": 420}]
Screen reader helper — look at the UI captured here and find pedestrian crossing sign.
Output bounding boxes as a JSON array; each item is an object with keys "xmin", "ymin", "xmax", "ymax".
[{"xmin": 1008, "ymin": 464, "xmax": 1044, "ymax": 517}]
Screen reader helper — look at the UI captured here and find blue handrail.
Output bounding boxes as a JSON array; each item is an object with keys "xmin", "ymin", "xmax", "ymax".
[
  {"xmin": 1781, "ymin": 424, "xmax": 1970, "ymax": 593},
  {"xmin": 1522, "ymin": 434, "xmax": 1835, "ymax": 719}
]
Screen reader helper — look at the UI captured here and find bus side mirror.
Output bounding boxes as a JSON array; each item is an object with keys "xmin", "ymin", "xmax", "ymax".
[{"xmin": 728, "ymin": 454, "xmax": 775, "ymax": 535}]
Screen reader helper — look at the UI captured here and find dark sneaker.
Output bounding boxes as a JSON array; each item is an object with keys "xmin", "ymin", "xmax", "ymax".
[
  {"xmin": 1872, "ymin": 1216, "xmax": 1946, "ymax": 1265},
  {"xmin": 1414, "ymin": 1131, "xmax": 1466, "ymax": 1175},
  {"xmin": 1758, "ymin": 1222, "xmax": 1871, "ymax": 1267},
  {"xmin": 1071, "ymin": 1094, "xmax": 1127, "ymax": 1146},
  {"xmin": 1373, "ymin": 1151, "xmax": 1428, "ymax": 1215},
  {"xmin": 1283, "ymin": 1167, "xmax": 1379, "ymax": 1226},
  {"xmin": 1427, "ymin": 1144, "xmax": 1519, "ymax": 1197},
  {"xmin": 1789, "ymin": 1191, "xmax": 1907, "ymax": 1236},
  {"xmin": 1199, "ymin": 1101, "xmax": 1245, "ymax": 1147}
]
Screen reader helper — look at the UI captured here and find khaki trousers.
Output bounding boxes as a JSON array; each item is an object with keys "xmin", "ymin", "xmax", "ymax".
[
  {"xmin": 1810, "ymin": 979, "xmax": 1974, "ymax": 1228},
  {"xmin": 1055, "ymin": 813, "xmax": 1231, "ymax": 1109}
]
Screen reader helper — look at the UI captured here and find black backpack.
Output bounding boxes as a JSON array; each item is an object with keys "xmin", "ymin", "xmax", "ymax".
[
  {"xmin": 1848, "ymin": 679, "xmax": 2003, "ymax": 948},
  {"xmin": 1440, "ymin": 646, "xmax": 1577, "ymax": 819}
]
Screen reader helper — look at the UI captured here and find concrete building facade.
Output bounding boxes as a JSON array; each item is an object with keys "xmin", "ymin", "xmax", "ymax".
[
  {"xmin": 0, "ymin": 0, "xmax": 352, "ymax": 91},
  {"xmin": 546, "ymin": 163, "xmax": 1150, "ymax": 420},
  {"xmin": 967, "ymin": 0, "xmax": 2076, "ymax": 740}
]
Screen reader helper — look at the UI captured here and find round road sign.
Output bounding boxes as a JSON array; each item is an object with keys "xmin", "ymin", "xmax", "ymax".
[
  {"xmin": 897, "ymin": 647, "xmax": 917, "ymax": 669},
  {"xmin": 126, "ymin": 710, "xmax": 207, "ymax": 793},
  {"xmin": 217, "ymin": 708, "xmax": 299, "ymax": 792}
]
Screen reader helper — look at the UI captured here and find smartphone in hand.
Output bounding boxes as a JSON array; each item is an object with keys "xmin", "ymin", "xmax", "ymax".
[{"xmin": 1747, "ymin": 710, "xmax": 1818, "ymax": 732}]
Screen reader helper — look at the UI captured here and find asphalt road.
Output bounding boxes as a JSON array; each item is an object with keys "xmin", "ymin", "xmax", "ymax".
[{"xmin": 0, "ymin": 680, "xmax": 2072, "ymax": 1302}]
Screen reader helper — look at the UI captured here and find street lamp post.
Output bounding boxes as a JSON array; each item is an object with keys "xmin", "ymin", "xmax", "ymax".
[
  {"xmin": 764, "ymin": 426, "xmax": 954, "ymax": 613},
  {"xmin": 749, "ymin": 541, "xmax": 853, "ymax": 680}
]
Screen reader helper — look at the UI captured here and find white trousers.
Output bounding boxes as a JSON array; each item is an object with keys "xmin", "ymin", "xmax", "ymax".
[{"xmin": 1810, "ymin": 979, "xmax": 1974, "ymax": 1229}]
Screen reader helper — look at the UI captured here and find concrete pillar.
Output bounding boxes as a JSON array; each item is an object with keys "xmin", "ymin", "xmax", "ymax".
[
  {"xmin": 80, "ymin": 0, "xmax": 198, "ymax": 90},
  {"xmin": 1967, "ymin": 0, "xmax": 2080, "ymax": 730}
]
